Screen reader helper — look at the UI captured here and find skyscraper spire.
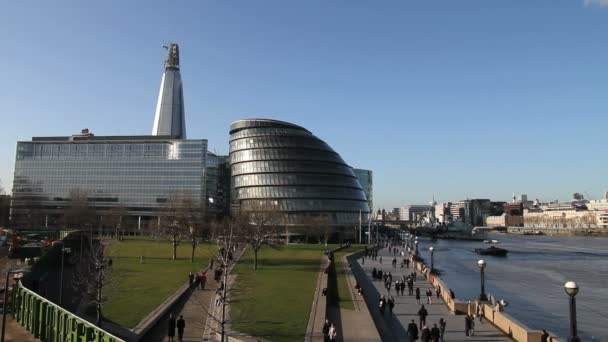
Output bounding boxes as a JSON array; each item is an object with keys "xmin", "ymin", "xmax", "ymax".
[{"xmin": 152, "ymin": 43, "xmax": 186, "ymax": 138}]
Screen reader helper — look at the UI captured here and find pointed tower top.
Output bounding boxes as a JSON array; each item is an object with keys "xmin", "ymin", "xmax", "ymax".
[
  {"xmin": 152, "ymin": 43, "xmax": 186, "ymax": 138},
  {"xmin": 163, "ymin": 43, "xmax": 180, "ymax": 69}
]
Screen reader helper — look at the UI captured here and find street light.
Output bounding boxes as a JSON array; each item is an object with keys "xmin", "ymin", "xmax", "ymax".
[
  {"xmin": 478, "ymin": 259, "xmax": 488, "ymax": 301},
  {"xmin": 2, "ymin": 269, "xmax": 29, "ymax": 342},
  {"xmin": 189, "ymin": 226, "xmax": 196, "ymax": 263},
  {"xmin": 564, "ymin": 281, "xmax": 580, "ymax": 342},
  {"xmin": 429, "ymin": 246, "xmax": 435, "ymax": 273},
  {"xmin": 59, "ymin": 246, "xmax": 71, "ymax": 306},
  {"xmin": 414, "ymin": 240, "xmax": 419, "ymax": 255}
]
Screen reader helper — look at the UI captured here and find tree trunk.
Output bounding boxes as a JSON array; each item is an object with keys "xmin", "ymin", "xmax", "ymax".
[
  {"xmin": 191, "ymin": 239, "xmax": 195, "ymax": 263},
  {"xmin": 253, "ymin": 248, "xmax": 258, "ymax": 270},
  {"xmin": 173, "ymin": 238, "xmax": 178, "ymax": 260}
]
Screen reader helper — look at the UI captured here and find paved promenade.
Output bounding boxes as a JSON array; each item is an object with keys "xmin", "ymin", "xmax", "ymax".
[{"xmin": 357, "ymin": 247, "xmax": 511, "ymax": 342}]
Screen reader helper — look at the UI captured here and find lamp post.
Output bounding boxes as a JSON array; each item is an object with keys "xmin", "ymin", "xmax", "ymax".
[
  {"xmin": 190, "ymin": 226, "xmax": 196, "ymax": 263},
  {"xmin": 564, "ymin": 281, "xmax": 580, "ymax": 342},
  {"xmin": 2, "ymin": 269, "xmax": 29, "ymax": 342},
  {"xmin": 429, "ymin": 246, "xmax": 435, "ymax": 273},
  {"xmin": 414, "ymin": 240, "xmax": 419, "ymax": 256},
  {"xmin": 59, "ymin": 246, "xmax": 71, "ymax": 306},
  {"xmin": 478, "ymin": 259, "xmax": 488, "ymax": 301}
]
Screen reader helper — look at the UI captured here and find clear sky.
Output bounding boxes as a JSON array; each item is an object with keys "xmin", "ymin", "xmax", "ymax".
[{"xmin": 1, "ymin": 1, "xmax": 607, "ymax": 209}]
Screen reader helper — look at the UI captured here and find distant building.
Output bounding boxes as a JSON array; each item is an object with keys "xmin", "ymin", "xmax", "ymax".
[
  {"xmin": 450, "ymin": 201, "xmax": 465, "ymax": 221},
  {"xmin": 464, "ymin": 199, "xmax": 491, "ymax": 226},
  {"xmin": 399, "ymin": 205, "xmax": 432, "ymax": 222},
  {"xmin": 524, "ymin": 202, "xmax": 599, "ymax": 229},
  {"xmin": 434, "ymin": 202, "xmax": 451, "ymax": 223},
  {"xmin": 0, "ymin": 195, "xmax": 10, "ymax": 227},
  {"xmin": 353, "ymin": 168, "xmax": 373, "ymax": 211},
  {"xmin": 485, "ymin": 214, "xmax": 524, "ymax": 227}
]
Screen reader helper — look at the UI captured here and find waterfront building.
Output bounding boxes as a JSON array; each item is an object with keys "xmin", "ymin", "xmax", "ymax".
[
  {"xmin": 11, "ymin": 130, "xmax": 227, "ymax": 231},
  {"xmin": 152, "ymin": 43, "xmax": 186, "ymax": 139},
  {"xmin": 353, "ymin": 168, "xmax": 373, "ymax": 212},
  {"xmin": 449, "ymin": 201, "xmax": 465, "ymax": 221},
  {"xmin": 398, "ymin": 205, "xmax": 432, "ymax": 222},
  {"xmin": 229, "ymin": 119, "xmax": 369, "ymax": 237},
  {"xmin": 523, "ymin": 205, "xmax": 599, "ymax": 229},
  {"xmin": 0, "ymin": 195, "xmax": 10, "ymax": 227},
  {"xmin": 463, "ymin": 199, "xmax": 491, "ymax": 226},
  {"xmin": 434, "ymin": 202, "xmax": 452, "ymax": 223},
  {"xmin": 485, "ymin": 214, "xmax": 524, "ymax": 227}
]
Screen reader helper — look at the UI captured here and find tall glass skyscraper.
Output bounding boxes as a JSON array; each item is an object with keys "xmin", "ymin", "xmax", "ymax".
[
  {"xmin": 353, "ymin": 168, "xmax": 373, "ymax": 211},
  {"xmin": 229, "ymin": 119, "xmax": 369, "ymax": 232}
]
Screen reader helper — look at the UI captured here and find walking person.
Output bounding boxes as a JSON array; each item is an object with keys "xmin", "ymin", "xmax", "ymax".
[
  {"xmin": 420, "ymin": 325, "xmax": 431, "ymax": 342},
  {"xmin": 388, "ymin": 296, "xmax": 395, "ymax": 315},
  {"xmin": 436, "ymin": 285, "xmax": 441, "ymax": 299},
  {"xmin": 415, "ymin": 287, "xmax": 421, "ymax": 304},
  {"xmin": 541, "ymin": 330, "xmax": 550, "ymax": 342},
  {"xmin": 188, "ymin": 272, "xmax": 194, "ymax": 288},
  {"xmin": 322, "ymin": 319, "xmax": 330, "ymax": 342},
  {"xmin": 379, "ymin": 256, "xmax": 382, "ymax": 264},
  {"xmin": 177, "ymin": 315, "xmax": 185, "ymax": 341},
  {"xmin": 426, "ymin": 288, "xmax": 432, "ymax": 304},
  {"xmin": 418, "ymin": 305, "xmax": 428, "ymax": 329},
  {"xmin": 430, "ymin": 323, "xmax": 440, "ymax": 342},
  {"xmin": 477, "ymin": 302, "xmax": 484, "ymax": 322},
  {"xmin": 167, "ymin": 314, "xmax": 176, "ymax": 342},
  {"xmin": 407, "ymin": 319, "xmax": 419, "ymax": 342},
  {"xmin": 400, "ymin": 281, "xmax": 406, "ymax": 296},
  {"xmin": 465, "ymin": 314, "xmax": 471, "ymax": 337},
  {"xmin": 379, "ymin": 295, "xmax": 386, "ymax": 315},
  {"xmin": 439, "ymin": 318, "xmax": 447, "ymax": 342},
  {"xmin": 329, "ymin": 322, "xmax": 337, "ymax": 341},
  {"xmin": 469, "ymin": 315, "xmax": 476, "ymax": 336},
  {"xmin": 199, "ymin": 271, "xmax": 207, "ymax": 290}
]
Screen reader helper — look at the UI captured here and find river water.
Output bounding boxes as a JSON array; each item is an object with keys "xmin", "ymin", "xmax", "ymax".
[{"xmin": 414, "ymin": 233, "xmax": 608, "ymax": 341}]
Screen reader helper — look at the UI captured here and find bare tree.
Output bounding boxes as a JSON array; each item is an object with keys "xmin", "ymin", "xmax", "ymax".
[
  {"xmin": 239, "ymin": 200, "xmax": 283, "ymax": 270},
  {"xmin": 309, "ymin": 214, "xmax": 333, "ymax": 246},
  {"xmin": 102, "ymin": 205, "xmax": 128, "ymax": 240},
  {"xmin": 71, "ymin": 231, "xmax": 119, "ymax": 325},
  {"xmin": 63, "ymin": 189, "xmax": 97, "ymax": 229},
  {"xmin": 158, "ymin": 194, "xmax": 204, "ymax": 260}
]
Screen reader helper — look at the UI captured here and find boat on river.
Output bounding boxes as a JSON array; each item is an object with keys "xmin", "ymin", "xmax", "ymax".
[
  {"xmin": 474, "ymin": 245, "xmax": 508, "ymax": 256},
  {"xmin": 483, "ymin": 239, "xmax": 499, "ymax": 244}
]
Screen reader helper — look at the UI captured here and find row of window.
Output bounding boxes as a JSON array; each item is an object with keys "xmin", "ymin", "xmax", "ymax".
[
  {"xmin": 230, "ymin": 149, "xmax": 343, "ymax": 164},
  {"xmin": 233, "ymin": 173, "xmax": 362, "ymax": 189},
  {"xmin": 229, "ymin": 136, "xmax": 332, "ymax": 153},
  {"xmin": 236, "ymin": 186, "xmax": 367, "ymax": 201},
  {"xmin": 240, "ymin": 198, "xmax": 368, "ymax": 212},
  {"xmin": 229, "ymin": 127, "xmax": 312, "ymax": 141},
  {"xmin": 231, "ymin": 160, "xmax": 356, "ymax": 177}
]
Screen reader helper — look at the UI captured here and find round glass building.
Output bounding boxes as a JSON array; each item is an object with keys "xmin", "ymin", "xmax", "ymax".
[{"xmin": 229, "ymin": 119, "xmax": 370, "ymax": 231}]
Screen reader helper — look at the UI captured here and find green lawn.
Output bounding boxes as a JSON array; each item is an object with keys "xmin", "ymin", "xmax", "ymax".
[
  {"xmin": 103, "ymin": 238, "xmax": 216, "ymax": 327},
  {"xmin": 231, "ymin": 244, "xmax": 334, "ymax": 342},
  {"xmin": 330, "ymin": 245, "xmax": 366, "ymax": 310}
]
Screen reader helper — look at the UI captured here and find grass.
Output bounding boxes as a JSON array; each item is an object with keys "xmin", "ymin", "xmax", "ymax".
[
  {"xmin": 230, "ymin": 244, "xmax": 334, "ymax": 342},
  {"xmin": 330, "ymin": 245, "xmax": 366, "ymax": 310},
  {"xmin": 103, "ymin": 237, "xmax": 215, "ymax": 328}
]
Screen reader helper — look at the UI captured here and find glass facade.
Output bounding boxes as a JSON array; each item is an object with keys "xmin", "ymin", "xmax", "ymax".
[
  {"xmin": 353, "ymin": 168, "xmax": 373, "ymax": 211},
  {"xmin": 11, "ymin": 134, "xmax": 227, "ymax": 229},
  {"xmin": 229, "ymin": 119, "xmax": 370, "ymax": 227}
]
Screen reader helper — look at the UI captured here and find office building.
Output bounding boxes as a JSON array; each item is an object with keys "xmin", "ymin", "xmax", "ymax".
[
  {"xmin": 229, "ymin": 119, "xmax": 369, "ymax": 232},
  {"xmin": 399, "ymin": 205, "xmax": 432, "ymax": 222},
  {"xmin": 152, "ymin": 43, "xmax": 186, "ymax": 138},
  {"xmin": 0, "ymin": 195, "xmax": 10, "ymax": 227}
]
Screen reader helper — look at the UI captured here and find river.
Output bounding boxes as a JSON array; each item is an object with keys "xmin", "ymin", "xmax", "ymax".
[{"xmin": 414, "ymin": 233, "xmax": 608, "ymax": 341}]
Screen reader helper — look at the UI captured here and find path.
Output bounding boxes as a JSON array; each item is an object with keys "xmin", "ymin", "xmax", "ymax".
[{"xmin": 357, "ymin": 246, "xmax": 512, "ymax": 342}]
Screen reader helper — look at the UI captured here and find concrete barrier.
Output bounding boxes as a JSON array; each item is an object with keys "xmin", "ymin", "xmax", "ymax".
[{"xmin": 305, "ymin": 255, "xmax": 330, "ymax": 342}]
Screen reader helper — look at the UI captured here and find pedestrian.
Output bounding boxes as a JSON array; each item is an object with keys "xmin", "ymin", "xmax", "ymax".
[
  {"xmin": 388, "ymin": 296, "xmax": 395, "ymax": 315},
  {"xmin": 436, "ymin": 286, "xmax": 441, "ymax": 299},
  {"xmin": 395, "ymin": 280, "xmax": 400, "ymax": 295},
  {"xmin": 400, "ymin": 281, "xmax": 405, "ymax": 296},
  {"xmin": 541, "ymin": 330, "xmax": 549, "ymax": 342},
  {"xmin": 188, "ymin": 272, "xmax": 194, "ymax": 288},
  {"xmin": 420, "ymin": 325, "xmax": 431, "ymax": 342},
  {"xmin": 167, "ymin": 313, "xmax": 176, "ymax": 342},
  {"xmin": 409, "ymin": 280, "xmax": 414, "ymax": 296},
  {"xmin": 418, "ymin": 304, "xmax": 428, "ymax": 329},
  {"xmin": 177, "ymin": 315, "xmax": 185, "ymax": 341},
  {"xmin": 469, "ymin": 315, "xmax": 476, "ymax": 336},
  {"xmin": 416, "ymin": 287, "xmax": 421, "ymax": 304},
  {"xmin": 379, "ymin": 256, "xmax": 382, "ymax": 264},
  {"xmin": 388, "ymin": 272, "xmax": 393, "ymax": 283},
  {"xmin": 430, "ymin": 323, "xmax": 440, "ymax": 342},
  {"xmin": 439, "ymin": 318, "xmax": 446, "ymax": 342},
  {"xmin": 215, "ymin": 292, "xmax": 222, "ymax": 306},
  {"xmin": 392, "ymin": 257, "xmax": 397, "ymax": 268},
  {"xmin": 379, "ymin": 295, "xmax": 386, "ymax": 315},
  {"xmin": 322, "ymin": 319, "xmax": 330, "ymax": 342},
  {"xmin": 407, "ymin": 319, "xmax": 419, "ymax": 342},
  {"xmin": 372, "ymin": 268, "xmax": 377, "ymax": 279},
  {"xmin": 465, "ymin": 315, "xmax": 471, "ymax": 337},
  {"xmin": 425, "ymin": 289, "xmax": 431, "ymax": 304},
  {"xmin": 329, "ymin": 322, "xmax": 337, "ymax": 341},
  {"xmin": 199, "ymin": 271, "xmax": 207, "ymax": 290},
  {"xmin": 477, "ymin": 302, "xmax": 484, "ymax": 322},
  {"xmin": 449, "ymin": 289, "xmax": 455, "ymax": 306}
]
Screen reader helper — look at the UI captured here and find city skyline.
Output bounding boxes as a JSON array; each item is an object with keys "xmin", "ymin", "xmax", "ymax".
[{"xmin": 1, "ymin": 1, "xmax": 608, "ymax": 208}]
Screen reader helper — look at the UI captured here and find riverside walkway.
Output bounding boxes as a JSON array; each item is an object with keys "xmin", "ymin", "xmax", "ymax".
[{"xmin": 356, "ymin": 246, "xmax": 511, "ymax": 342}]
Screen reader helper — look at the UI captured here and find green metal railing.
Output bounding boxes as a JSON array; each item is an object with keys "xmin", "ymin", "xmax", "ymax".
[{"xmin": 12, "ymin": 281, "xmax": 125, "ymax": 342}]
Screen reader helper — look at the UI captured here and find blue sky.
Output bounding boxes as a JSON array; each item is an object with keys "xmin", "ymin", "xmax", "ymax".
[{"xmin": 1, "ymin": 1, "xmax": 607, "ymax": 208}]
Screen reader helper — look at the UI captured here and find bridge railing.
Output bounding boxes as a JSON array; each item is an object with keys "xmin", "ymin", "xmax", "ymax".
[{"xmin": 12, "ymin": 281, "xmax": 125, "ymax": 342}]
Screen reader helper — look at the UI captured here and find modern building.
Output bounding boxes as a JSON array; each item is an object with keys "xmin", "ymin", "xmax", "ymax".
[
  {"xmin": 485, "ymin": 214, "xmax": 524, "ymax": 227},
  {"xmin": 449, "ymin": 201, "xmax": 465, "ymax": 221},
  {"xmin": 11, "ymin": 130, "xmax": 227, "ymax": 230},
  {"xmin": 10, "ymin": 44, "xmax": 230, "ymax": 231},
  {"xmin": 152, "ymin": 43, "xmax": 186, "ymax": 139},
  {"xmin": 434, "ymin": 202, "xmax": 451, "ymax": 223},
  {"xmin": 0, "ymin": 195, "xmax": 10, "ymax": 227},
  {"xmin": 353, "ymin": 168, "xmax": 373, "ymax": 211},
  {"xmin": 229, "ymin": 119, "xmax": 369, "ymax": 235},
  {"xmin": 398, "ymin": 205, "xmax": 432, "ymax": 222},
  {"xmin": 463, "ymin": 199, "xmax": 491, "ymax": 226}
]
